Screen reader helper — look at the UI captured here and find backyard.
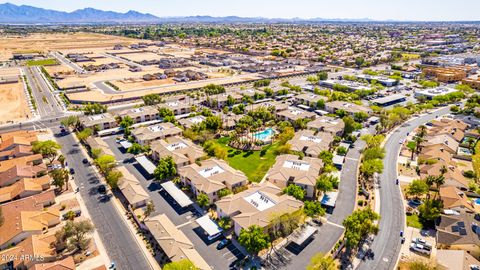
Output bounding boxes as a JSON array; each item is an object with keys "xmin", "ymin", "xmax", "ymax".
[{"xmin": 216, "ymin": 137, "xmax": 279, "ymax": 182}]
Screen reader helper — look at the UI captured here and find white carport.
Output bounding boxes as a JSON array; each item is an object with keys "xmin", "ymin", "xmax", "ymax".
[{"xmin": 160, "ymin": 181, "xmax": 193, "ymax": 208}]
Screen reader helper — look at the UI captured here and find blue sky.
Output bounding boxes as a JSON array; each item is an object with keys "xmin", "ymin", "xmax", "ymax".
[{"xmin": 4, "ymin": 0, "xmax": 480, "ymax": 21}]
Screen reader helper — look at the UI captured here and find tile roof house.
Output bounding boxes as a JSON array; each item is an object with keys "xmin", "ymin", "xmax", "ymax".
[
  {"xmin": 420, "ymin": 160, "xmax": 469, "ymax": 190},
  {"xmin": 0, "ymin": 175, "xmax": 51, "ymax": 204},
  {"xmin": 179, "ymin": 158, "xmax": 248, "ymax": 203},
  {"xmin": 422, "ymin": 134, "xmax": 460, "ymax": 154},
  {"xmin": 216, "ymin": 181, "xmax": 303, "ymax": 236},
  {"xmin": 244, "ymin": 101, "xmax": 288, "ymax": 113},
  {"xmin": 436, "ymin": 213, "xmax": 480, "ymax": 259},
  {"xmin": 0, "ymin": 195, "xmax": 60, "ymax": 249},
  {"xmin": 0, "ymin": 144, "xmax": 33, "ymax": 161},
  {"xmin": 266, "ymin": 154, "xmax": 323, "ymax": 198},
  {"xmin": 276, "ymin": 107, "xmax": 316, "ymax": 122},
  {"xmin": 0, "ymin": 234, "xmax": 59, "ymax": 269},
  {"xmin": 307, "ymin": 116, "xmax": 345, "ymax": 136},
  {"xmin": 439, "ymin": 186, "xmax": 475, "ymax": 213},
  {"xmin": 0, "ymin": 130, "xmax": 37, "ymax": 152},
  {"xmin": 132, "ymin": 122, "xmax": 183, "ymax": 145},
  {"xmin": 0, "ymin": 163, "xmax": 48, "ymax": 188},
  {"xmin": 145, "ymin": 214, "xmax": 212, "ymax": 270},
  {"xmin": 288, "ymin": 130, "xmax": 334, "ymax": 157},
  {"xmin": 436, "ymin": 249, "xmax": 480, "ymax": 270},
  {"xmin": 30, "ymin": 256, "xmax": 76, "ymax": 270},
  {"xmin": 117, "ymin": 166, "xmax": 150, "ymax": 209},
  {"xmin": 150, "ymin": 136, "xmax": 205, "ymax": 168}
]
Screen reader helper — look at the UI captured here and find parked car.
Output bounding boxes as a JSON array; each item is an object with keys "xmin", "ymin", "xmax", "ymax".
[
  {"xmin": 98, "ymin": 185, "xmax": 107, "ymax": 194},
  {"xmin": 410, "ymin": 243, "xmax": 431, "ymax": 255},
  {"xmin": 216, "ymin": 239, "xmax": 231, "ymax": 250},
  {"xmin": 82, "ymin": 158, "xmax": 88, "ymax": 164},
  {"xmin": 69, "ymin": 168, "xmax": 75, "ymax": 174}
]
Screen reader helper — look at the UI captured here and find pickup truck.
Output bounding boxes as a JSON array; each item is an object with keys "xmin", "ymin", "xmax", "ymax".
[{"xmin": 410, "ymin": 243, "xmax": 431, "ymax": 255}]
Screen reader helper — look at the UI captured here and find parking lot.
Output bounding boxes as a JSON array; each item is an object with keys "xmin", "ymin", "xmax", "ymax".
[{"xmin": 102, "ymin": 135, "xmax": 246, "ymax": 269}]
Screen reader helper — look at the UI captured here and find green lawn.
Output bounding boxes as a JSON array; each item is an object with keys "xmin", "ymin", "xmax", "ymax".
[
  {"xmin": 473, "ymin": 142, "xmax": 480, "ymax": 180},
  {"xmin": 216, "ymin": 137, "xmax": 279, "ymax": 182},
  {"xmin": 406, "ymin": 213, "xmax": 423, "ymax": 229},
  {"xmin": 26, "ymin": 58, "xmax": 59, "ymax": 67}
]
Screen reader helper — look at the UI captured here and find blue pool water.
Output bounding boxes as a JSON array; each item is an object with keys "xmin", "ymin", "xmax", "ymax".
[
  {"xmin": 475, "ymin": 198, "xmax": 480, "ymax": 205},
  {"xmin": 254, "ymin": 128, "xmax": 275, "ymax": 141}
]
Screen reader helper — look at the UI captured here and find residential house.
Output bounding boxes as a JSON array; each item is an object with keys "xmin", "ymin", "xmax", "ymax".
[
  {"xmin": 145, "ymin": 214, "xmax": 211, "ymax": 270},
  {"xmin": 117, "ymin": 166, "xmax": 150, "ymax": 209},
  {"xmin": 178, "ymin": 158, "xmax": 248, "ymax": 203},
  {"xmin": 0, "ymin": 234, "xmax": 60, "ymax": 269},
  {"xmin": 0, "ymin": 195, "xmax": 60, "ymax": 249},
  {"xmin": 307, "ymin": 116, "xmax": 345, "ymax": 136},
  {"xmin": 0, "ymin": 175, "xmax": 51, "ymax": 204},
  {"xmin": 288, "ymin": 130, "xmax": 334, "ymax": 157},
  {"xmin": 150, "ymin": 136, "xmax": 205, "ymax": 168},
  {"xmin": 436, "ymin": 213, "xmax": 480, "ymax": 259},
  {"xmin": 420, "ymin": 160, "xmax": 469, "ymax": 190},
  {"xmin": 216, "ymin": 181, "xmax": 304, "ymax": 236},
  {"xmin": 0, "ymin": 144, "xmax": 33, "ymax": 161},
  {"xmin": 132, "ymin": 123, "xmax": 183, "ymax": 145},
  {"xmin": 266, "ymin": 154, "xmax": 323, "ymax": 198},
  {"xmin": 439, "ymin": 186, "xmax": 475, "ymax": 213},
  {"xmin": 436, "ymin": 249, "xmax": 480, "ymax": 270}
]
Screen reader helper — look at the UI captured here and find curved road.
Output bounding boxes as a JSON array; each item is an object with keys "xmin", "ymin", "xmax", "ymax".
[{"xmin": 358, "ymin": 106, "xmax": 451, "ymax": 270}]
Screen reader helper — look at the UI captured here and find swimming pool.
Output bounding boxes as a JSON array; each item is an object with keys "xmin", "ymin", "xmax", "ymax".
[
  {"xmin": 474, "ymin": 198, "xmax": 480, "ymax": 205},
  {"xmin": 253, "ymin": 128, "xmax": 275, "ymax": 141}
]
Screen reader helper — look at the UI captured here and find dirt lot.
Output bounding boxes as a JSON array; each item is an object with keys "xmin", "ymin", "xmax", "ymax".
[
  {"xmin": 0, "ymin": 32, "xmax": 137, "ymax": 61},
  {"xmin": 0, "ymin": 68, "xmax": 31, "ymax": 124}
]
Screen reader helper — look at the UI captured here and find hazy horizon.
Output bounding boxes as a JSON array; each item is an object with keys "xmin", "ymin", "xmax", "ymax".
[{"xmin": 3, "ymin": 0, "xmax": 480, "ymax": 22}]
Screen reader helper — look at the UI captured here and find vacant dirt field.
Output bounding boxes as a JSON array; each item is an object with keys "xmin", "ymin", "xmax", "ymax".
[
  {"xmin": 0, "ymin": 69, "xmax": 31, "ymax": 124},
  {"xmin": 0, "ymin": 33, "xmax": 138, "ymax": 61}
]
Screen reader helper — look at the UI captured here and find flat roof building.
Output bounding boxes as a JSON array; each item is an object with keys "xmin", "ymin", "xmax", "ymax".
[
  {"xmin": 414, "ymin": 87, "xmax": 458, "ymax": 100},
  {"xmin": 325, "ymin": 101, "xmax": 372, "ymax": 115},
  {"xmin": 371, "ymin": 94, "xmax": 407, "ymax": 107}
]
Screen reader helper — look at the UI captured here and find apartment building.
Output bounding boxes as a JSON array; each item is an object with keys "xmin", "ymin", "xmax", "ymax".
[
  {"xmin": 324, "ymin": 101, "xmax": 372, "ymax": 116},
  {"xmin": 118, "ymin": 106, "xmax": 160, "ymax": 124},
  {"xmin": 276, "ymin": 107, "xmax": 316, "ymax": 122},
  {"xmin": 288, "ymin": 130, "xmax": 334, "ymax": 157},
  {"xmin": 178, "ymin": 158, "xmax": 248, "ymax": 203},
  {"xmin": 307, "ymin": 116, "xmax": 345, "ymax": 136},
  {"xmin": 266, "ymin": 154, "xmax": 323, "ymax": 198},
  {"xmin": 150, "ymin": 136, "xmax": 205, "ymax": 167},
  {"xmin": 80, "ymin": 113, "xmax": 118, "ymax": 131},
  {"xmin": 132, "ymin": 122, "xmax": 183, "ymax": 145}
]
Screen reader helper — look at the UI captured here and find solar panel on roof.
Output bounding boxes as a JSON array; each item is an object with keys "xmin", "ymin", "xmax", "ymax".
[
  {"xmin": 458, "ymin": 222, "xmax": 465, "ymax": 227},
  {"xmin": 459, "ymin": 229, "xmax": 467, "ymax": 235},
  {"xmin": 452, "ymin": 226, "xmax": 459, "ymax": 232}
]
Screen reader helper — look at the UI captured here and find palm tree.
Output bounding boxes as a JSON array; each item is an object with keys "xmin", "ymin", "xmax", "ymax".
[
  {"xmin": 424, "ymin": 175, "xmax": 436, "ymax": 199},
  {"xmin": 440, "ymin": 165, "xmax": 448, "ymax": 175},
  {"xmin": 417, "ymin": 125, "xmax": 427, "ymax": 139}
]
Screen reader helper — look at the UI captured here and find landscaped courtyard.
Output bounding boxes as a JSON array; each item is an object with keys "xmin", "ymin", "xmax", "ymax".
[{"xmin": 216, "ymin": 137, "xmax": 280, "ymax": 182}]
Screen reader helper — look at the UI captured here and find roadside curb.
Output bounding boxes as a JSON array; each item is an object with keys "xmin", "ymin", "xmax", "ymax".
[{"xmin": 70, "ymin": 132, "xmax": 160, "ymax": 270}]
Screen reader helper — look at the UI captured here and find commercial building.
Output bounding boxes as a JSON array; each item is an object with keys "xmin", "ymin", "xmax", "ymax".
[
  {"xmin": 371, "ymin": 94, "xmax": 407, "ymax": 107},
  {"xmin": 266, "ymin": 154, "xmax": 323, "ymax": 198},
  {"xmin": 414, "ymin": 87, "xmax": 458, "ymax": 100},
  {"xmin": 356, "ymin": 74, "xmax": 398, "ymax": 87},
  {"xmin": 319, "ymin": 79, "xmax": 371, "ymax": 92},
  {"xmin": 422, "ymin": 67, "xmax": 467, "ymax": 83}
]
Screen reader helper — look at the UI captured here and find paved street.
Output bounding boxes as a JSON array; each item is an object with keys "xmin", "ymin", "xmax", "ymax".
[
  {"xmin": 102, "ymin": 136, "xmax": 245, "ymax": 270},
  {"xmin": 54, "ymin": 129, "xmax": 152, "ymax": 270},
  {"xmin": 358, "ymin": 107, "xmax": 451, "ymax": 270},
  {"xmin": 50, "ymin": 51, "xmax": 85, "ymax": 73}
]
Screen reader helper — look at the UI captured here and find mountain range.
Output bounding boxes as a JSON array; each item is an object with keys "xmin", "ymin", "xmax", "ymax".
[{"xmin": 0, "ymin": 3, "xmax": 373, "ymax": 24}]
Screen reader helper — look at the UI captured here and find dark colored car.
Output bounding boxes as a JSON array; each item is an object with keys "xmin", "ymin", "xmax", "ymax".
[
  {"xmin": 98, "ymin": 185, "xmax": 107, "ymax": 194},
  {"xmin": 69, "ymin": 168, "xmax": 75, "ymax": 174},
  {"xmin": 82, "ymin": 158, "xmax": 88, "ymax": 164},
  {"xmin": 217, "ymin": 239, "xmax": 231, "ymax": 250}
]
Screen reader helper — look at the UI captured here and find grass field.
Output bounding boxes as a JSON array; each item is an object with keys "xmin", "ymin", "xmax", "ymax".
[
  {"xmin": 406, "ymin": 213, "xmax": 423, "ymax": 229},
  {"xmin": 26, "ymin": 58, "xmax": 59, "ymax": 66},
  {"xmin": 216, "ymin": 137, "xmax": 279, "ymax": 182}
]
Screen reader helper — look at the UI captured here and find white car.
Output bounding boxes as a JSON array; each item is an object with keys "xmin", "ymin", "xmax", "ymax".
[
  {"xmin": 399, "ymin": 139, "xmax": 405, "ymax": 144},
  {"xmin": 412, "ymin": 238, "xmax": 426, "ymax": 245}
]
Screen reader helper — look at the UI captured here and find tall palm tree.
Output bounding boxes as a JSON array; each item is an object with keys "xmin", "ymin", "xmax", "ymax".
[
  {"xmin": 425, "ymin": 175, "xmax": 436, "ymax": 199},
  {"xmin": 439, "ymin": 165, "xmax": 448, "ymax": 175}
]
